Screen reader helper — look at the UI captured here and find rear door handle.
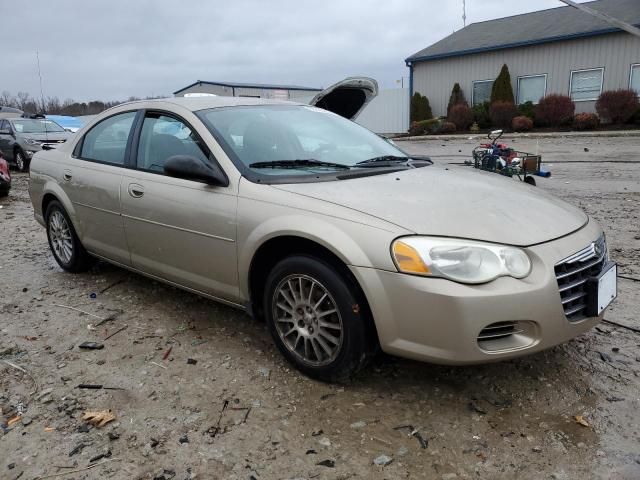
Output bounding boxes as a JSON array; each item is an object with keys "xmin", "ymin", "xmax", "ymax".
[
  {"xmin": 128, "ymin": 183, "xmax": 145, "ymax": 198},
  {"xmin": 63, "ymin": 169, "xmax": 72, "ymax": 181}
]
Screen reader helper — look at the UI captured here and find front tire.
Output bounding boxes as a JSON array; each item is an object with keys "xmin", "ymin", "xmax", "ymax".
[
  {"xmin": 15, "ymin": 149, "xmax": 29, "ymax": 172},
  {"xmin": 264, "ymin": 255, "xmax": 373, "ymax": 382},
  {"xmin": 45, "ymin": 201, "xmax": 94, "ymax": 272}
]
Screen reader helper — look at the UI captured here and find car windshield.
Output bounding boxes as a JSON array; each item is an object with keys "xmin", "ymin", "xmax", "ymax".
[
  {"xmin": 197, "ymin": 105, "xmax": 408, "ymax": 176},
  {"xmin": 11, "ymin": 119, "xmax": 66, "ymax": 134}
]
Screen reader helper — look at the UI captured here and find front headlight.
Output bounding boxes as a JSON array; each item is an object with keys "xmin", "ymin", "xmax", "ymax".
[
  {"xmin": 391, "ymin": 237, "xmax": 531, "ymax": 284},
  {"xmin": 24, "ymin": 138, "xmax": 40, "ymax": 146}
]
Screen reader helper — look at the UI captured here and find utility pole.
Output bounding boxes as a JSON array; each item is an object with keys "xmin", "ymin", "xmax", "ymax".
[
  {"xmin": 36, "ymin": 50, "xmax": 46, "ymax": 114},
  {"xmin": 462, "ymin": 0, "xmax": 467, "ymax": 28},
  {"xmin": 557, "ymin": 0, "xmax": 640, "ymax": 38}
]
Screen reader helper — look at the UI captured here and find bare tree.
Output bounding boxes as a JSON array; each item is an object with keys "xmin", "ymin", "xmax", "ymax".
[{"xmin": 1, "ymin": 91, "xmax": 16, "ymax": 107}]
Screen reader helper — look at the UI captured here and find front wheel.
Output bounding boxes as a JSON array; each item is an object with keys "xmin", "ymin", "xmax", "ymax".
[
  {"xmin": 264, "ymin": 255, "xmax": 374, "ymax": 382},
  {"xmin": 15, "ymin": 150, "xmax": 29, "ymax": 172},
  {"xmin": 45, "ymin": 201, "xmax": 94, "ymax": 272}
]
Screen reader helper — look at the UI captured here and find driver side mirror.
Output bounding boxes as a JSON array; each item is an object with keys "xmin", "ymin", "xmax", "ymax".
[
  {"xmin": 164, "ymin": 155, "xmax": 229, "ymax": 187},
  {"xmin": 0, "ymin": 129, "xmax": 11, "ymax": 135}
]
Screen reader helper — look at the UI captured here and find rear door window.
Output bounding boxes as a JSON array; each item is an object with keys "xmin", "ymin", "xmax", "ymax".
[
  {"xmin": 80, "ymin": 111, "xmax": 136, "ymax": 165},
  {"xmin": 135, "ymin": 113, "xmax": 210, "ymax": 173}
]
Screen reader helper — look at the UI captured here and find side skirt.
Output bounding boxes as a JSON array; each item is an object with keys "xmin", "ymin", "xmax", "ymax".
[{"xmin": 90, "ymin": 253, "xmax": 246, "ymax": 311}]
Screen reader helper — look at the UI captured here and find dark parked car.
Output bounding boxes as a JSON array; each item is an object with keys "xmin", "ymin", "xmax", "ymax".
[
  {"xmin": 0, "ymin": 117, "xmax": 71, "ymax": 171},
  {"xmin": 0, "ymin": 153, "xmax": 11, "ymax": 196}
]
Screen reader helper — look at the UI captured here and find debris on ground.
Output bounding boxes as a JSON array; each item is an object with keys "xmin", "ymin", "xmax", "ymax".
[
  {"xmin": 82, "ymin": 410, "xmax": 116, "ymax": 428},
  {"xmin": 162, "ymin": 346, "xmax": 172, "ymax": 360},
  {"xmin": 316, "ymin": 459, "xmax": 335, "ymax": 468},
  {"xmin": 373, "ymin": 454, "xmax": 393, "ymax": 466},
  {"xmin": 394, "ymin": 425, "xmax": 428, "ymax": 449},
  {"xmin": 318, "ymin": 437, "xmax": 331, "ymax": 447},
  {"xmin": 78, "ymin": 342, "xmax": 104, "ymax": 350},
  {"xmin": 574, "ymin": 415, "xmax": 590, "ymax": 428}
]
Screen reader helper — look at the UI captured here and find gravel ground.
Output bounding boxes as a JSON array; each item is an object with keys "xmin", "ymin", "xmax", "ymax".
[{"xmin": 1, "ymin": 135, "xmax": 639, "ymax": 480}]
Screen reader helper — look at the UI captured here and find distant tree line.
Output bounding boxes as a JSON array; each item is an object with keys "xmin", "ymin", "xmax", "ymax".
[{"xmin": 0, "ymin": 91, "xmax": 166, "ymax": 116}]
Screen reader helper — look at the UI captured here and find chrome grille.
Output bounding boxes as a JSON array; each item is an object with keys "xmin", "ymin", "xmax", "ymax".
[
  {"xmin": 554, "ymin": 235, "xmax": 607, "ymax": 321},
  {"xmin": 478, "ymin": 321, "xmax": 522, "ymax": 341}
]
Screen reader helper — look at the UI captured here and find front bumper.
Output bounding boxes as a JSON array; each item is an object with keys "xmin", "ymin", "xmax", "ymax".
[{"xmin": 350, "ymin": 220, "xmax": 607, "ymax": 365}]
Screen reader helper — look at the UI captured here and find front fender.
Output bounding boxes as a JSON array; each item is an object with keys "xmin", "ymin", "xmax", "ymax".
[{"xmin": 237, "ymin": 212, "xmax": 396, "ymax": 299}]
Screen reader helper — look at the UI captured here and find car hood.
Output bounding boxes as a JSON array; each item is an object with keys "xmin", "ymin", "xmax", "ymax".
[
  {"xmin": 273, "ymin": 166, "xmax": 588, "ymax": 247},
  {"xmin": 309, "ymin": 77, "xmax": 378, "ymax": 120}
]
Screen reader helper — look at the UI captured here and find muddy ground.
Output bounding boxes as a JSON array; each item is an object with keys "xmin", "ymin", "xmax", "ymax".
[{"xmin": 1, "ymin": 135, "xmax": 639, "ymax": 480}]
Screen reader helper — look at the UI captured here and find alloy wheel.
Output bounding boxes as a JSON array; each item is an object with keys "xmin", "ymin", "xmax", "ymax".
[
  {"xmin": 272, "ymin": 274, "xmax": 344, "ymax": 367},
  {"xmin": 16, "ymin": 152, "xmax": 25, "ymax": 171},
  {"xmin": 49, "ymin": 211, "xmax": 73, "ymax": 264}
]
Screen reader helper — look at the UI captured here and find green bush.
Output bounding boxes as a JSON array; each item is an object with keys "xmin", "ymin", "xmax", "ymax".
[
  {"xmin": 448, "ymin": 103, "xmax": 474, "ymax": 130},
  {"xmin": 595, "ymin": 90, "xmax": 640, "ymax": 124},
  {"xmin": 410, "ymin": 92, "xmax": 433, "ymax": 122},
  {"xmin": 632, "ymin": 106, "xmax": 640, "ymax": 124},
  {"xmin": 472, "ymin": 102, "xmax": 492, "ymax": 129},
  {"xmin": 517, "ymin": 101, "xmax": 536, "ymax": 120},
  {"xmin": 573, "ymin": 113, "xmax": 600, "ymax": 130},
  {"xmin": 409, "ymin": 118, "xmax": 441, "ymax": 136},
  {"xmin": 491, "ymin": 64, "xmax": 515, "ymax": 104},
  {"xmin": 447, "ymin": 83, "xmax": 467, "ymax": 117}
]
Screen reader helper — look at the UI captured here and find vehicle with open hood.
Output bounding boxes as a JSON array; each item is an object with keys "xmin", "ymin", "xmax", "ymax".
[{"xmin": 27, "ymin": 84, "xmax": 616, "ymax": 381}]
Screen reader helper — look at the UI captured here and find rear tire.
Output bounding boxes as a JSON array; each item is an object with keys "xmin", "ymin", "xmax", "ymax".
[
  {"xmin": 45, "ymin": 200, "xmax": 94, "ymax": 272},
  {"xmin": 264, "ymin": 255, "xmax": 373, "ymax": 383},
  {"xmin": 15, "ymin": 149, "xmax": 29, "ymax": 172}
]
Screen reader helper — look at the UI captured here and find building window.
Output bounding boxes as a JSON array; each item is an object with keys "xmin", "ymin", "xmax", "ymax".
[
  {"xmin": 472, "ymin": 80, "xmax": 494, "ymax": 106},
  {"xmin": 517, "ymin": 74, "xmax": 547, "ymax": 104},
  {"xmin": 631, "ymin": 64, "xmax": 640, "ymax": 95},
  {"xmin": 570, "ymin": 68, "xmax": 604, "ymax": 101}
]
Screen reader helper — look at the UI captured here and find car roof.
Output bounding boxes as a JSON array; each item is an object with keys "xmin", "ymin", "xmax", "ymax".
[{"xmin": 118, "ymin": 96, "xmax": 303, "ymax": 113}]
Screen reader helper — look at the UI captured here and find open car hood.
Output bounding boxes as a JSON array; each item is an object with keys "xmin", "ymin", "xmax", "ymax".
[{"xmin": 309, "ymin": 77, "xmax": 378, "ymax": 120}]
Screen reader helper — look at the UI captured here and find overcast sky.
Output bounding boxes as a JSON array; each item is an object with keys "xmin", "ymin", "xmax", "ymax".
[{"xmin": 1, "ymin": 0, "xmax": 578, "ymax": 102}]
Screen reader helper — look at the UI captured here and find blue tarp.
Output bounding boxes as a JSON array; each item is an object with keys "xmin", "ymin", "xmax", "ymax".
[{"xmin": 45, "ymin": 115, "xmax": 85, "ymax": 131}]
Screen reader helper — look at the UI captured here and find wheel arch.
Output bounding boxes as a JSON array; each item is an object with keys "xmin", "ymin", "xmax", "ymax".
[
  {"xmin": 246, "ymin": 234, "xmax": 380, "ymax": 348},
  {"xmin": 40, "ymin": 183, "xmax": 81, "ymax": 235}
]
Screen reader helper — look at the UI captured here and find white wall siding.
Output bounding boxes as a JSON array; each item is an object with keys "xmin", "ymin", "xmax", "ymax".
[
  {"xmin": 355, "ymin": 88, "xmax": 409, "ymax": 134},
  {"xmin": 412, "ymin": 32, "xmax": 640, "ymax": 116}
]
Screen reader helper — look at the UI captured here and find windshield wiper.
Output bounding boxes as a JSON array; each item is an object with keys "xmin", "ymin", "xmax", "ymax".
[
  {"xmin": 354, "ymin": 155, "xmax": 411, "ymax": 168},
  {"xmin": 354, "ymin": 155, "xmax": 433, "ymax": 168},
  {"xmin": 249, "ymin": 159, "xmax": 351, "ymax": 170}
]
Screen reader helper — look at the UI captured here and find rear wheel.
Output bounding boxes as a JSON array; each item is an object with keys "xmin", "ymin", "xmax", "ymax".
[
  {"xmin": 45, "ymin": 201, "xmax": 94, "ymax": 272},
  {"xmin": 15, "ymin": 149, "xmax": 28, "ymax": 172},
  {"xmin": 264, "ymin": 255, "xmax": 373, "ymax": 382}
]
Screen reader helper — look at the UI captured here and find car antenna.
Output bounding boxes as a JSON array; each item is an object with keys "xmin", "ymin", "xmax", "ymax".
[{"xmin": 36, "ymin": 50, "xmax": 49, "ymax": 141}]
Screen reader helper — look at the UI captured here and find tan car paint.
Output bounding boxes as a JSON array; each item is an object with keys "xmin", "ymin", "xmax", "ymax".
[
  {"xmin": 120, "ymin": 169, "xmax": 240, "ymax": 301},
  {"xmin": 351, "ymin": 219, "xmax": 603, "ymax": 363},
  {"xmin": 274, "ymin": 166, "xmax": 589, "ymax": 247},
  {"xmin": 29, "ymin": 96, "xmax": 605, "ymax": 365}
]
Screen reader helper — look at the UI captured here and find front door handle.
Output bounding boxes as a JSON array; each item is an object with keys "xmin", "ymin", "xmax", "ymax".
[
  {"xmin": 63, "ymin": 169, "xmax": 72, "ymax": 181},
  {"xmin": 128, "ymin": 183, "xmax": 145, "ymax": 198}
]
